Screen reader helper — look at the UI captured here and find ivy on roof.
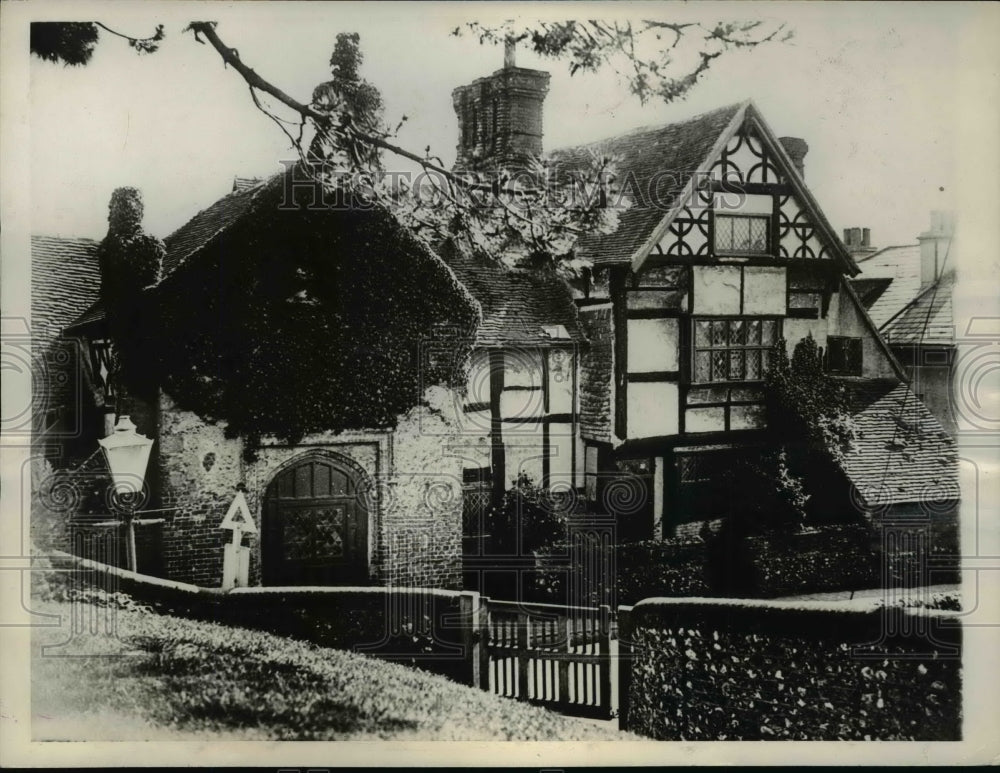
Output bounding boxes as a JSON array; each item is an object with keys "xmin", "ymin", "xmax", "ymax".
[{"xmin": 112, "ymin": 172, "xmax": 480, "ymax": 459}]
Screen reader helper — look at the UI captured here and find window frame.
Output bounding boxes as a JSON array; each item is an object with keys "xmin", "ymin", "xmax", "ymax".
[
  {"xmin": 826, "ymin": 335, "xmax": 864, "ymax": 376},
  {"xmin": 690, "ymin": 316, "xmax": 782, "ymax": 385},
  {"xmin": 713, "ymin": 213, "xmax": 771, "ymax": 257}
]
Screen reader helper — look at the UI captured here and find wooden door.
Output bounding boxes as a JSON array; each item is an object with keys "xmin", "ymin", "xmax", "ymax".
[{"xmin": 261, "ymin": 455, "xmax": 368, "ymax": 586}]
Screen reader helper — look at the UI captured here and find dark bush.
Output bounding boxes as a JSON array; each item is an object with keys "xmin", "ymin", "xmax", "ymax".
[
  {"xmin": 486, "ymin": 474, "xmax": 568, "ymax": 556},
  {"xmin": 535, "ymin": 523, "xmax": 883, "ymax": 606}
]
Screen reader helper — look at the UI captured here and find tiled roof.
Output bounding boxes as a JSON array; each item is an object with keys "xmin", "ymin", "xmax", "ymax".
[
  {"xmin": 881, "ymin": 269, "xmax": 955, "ymax": 346},
  {"xmin": 850, "ymin": 277, "xmax": 893, "ymax": 309},
  {"xmin": 850, "ymin": 245, "xmax": 955, "ymax": 346},
  {"xmin": 160, "ymin": 180, "xmax": 271, "ymax": 277},
  {"xmin": 31, "ymin": 235, "xmax": 101, "ymax": 346},
  {"xmin": 232, "ymin": 176, "xmax": 264, "ymax": 193},
  {"xmin": 839, "ymin": 379, "xmax": 958, "ymax": 507},
  {"xmin": 850, "ymin": 245, "xmax": 924, "ymax": 328},
  {"xmin": 548, "ymin": 102, "xmax": 746, "ymax": 265},
  {"xmin": 31, "ymin": 236, "xmax": 102, "ymax": 416},
  {"xmin": 435, "ymin": 238, "xmax": 585, "ymax": 346}
]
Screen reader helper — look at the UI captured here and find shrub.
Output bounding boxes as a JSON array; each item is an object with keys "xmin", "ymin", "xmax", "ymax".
[{"xmin": 486, "ymin": 474, "xmax": 568, "ymax": 556}]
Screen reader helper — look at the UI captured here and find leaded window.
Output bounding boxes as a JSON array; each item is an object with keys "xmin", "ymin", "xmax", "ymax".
[
  {"xmin": 693, "ymin": 318, "xmax": 779, "ymax": 383},
  {"xmin": 714, "ymin": 214, "xmax": 769, "ymax": 255}
]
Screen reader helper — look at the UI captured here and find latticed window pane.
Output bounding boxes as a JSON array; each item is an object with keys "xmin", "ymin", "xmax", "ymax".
[
  {"xmin": 762, "ymin": 349, "xmax": 772, "ymax": 374},
  {"xmin": 729, "ymin": 320, "xmax": 745, "ymax": 346},
  {"xmin": 729, "ymin": 350, "xmax": 744, "ymax": 380},
  {"xmin": 746, "ymin": 319, "xmax": 762, "ymax": 345},
  {"xmin": 712, "ymin": 350, "xmax": 728, "ymax": 380},
  {"xmin": 695, "ymin": 320, "xmax": 711, "ymax": 347},
  {"xmin": 711, "ymin": 320, "xmax": 728, "ymax": 346},
  {"xmin": 762, "ymin": 319, "xmax": 776, "ymax": 346},
  {"xmin": 749, "ymin": 218, "xmax": 768, "ymax": 251},
  {"xmin": 695, "ymin": 351, "xmax": 711, "ymax": 382},
  {"xmin": 746, "ymin": 349, "xmax": 762, "ymax": 380},
  {"xmin": 715, "ymin": 217, "xmax": 735, "ymax": 251}
]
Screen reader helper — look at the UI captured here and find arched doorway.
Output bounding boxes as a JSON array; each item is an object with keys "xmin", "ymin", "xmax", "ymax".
[{"xmin": 261, "ymin": 453, "xmax": 369, "ymax": 586}]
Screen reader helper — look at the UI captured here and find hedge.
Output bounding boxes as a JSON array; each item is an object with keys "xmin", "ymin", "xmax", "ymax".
[
  {"xmin": 619, "ymin": 597, "xmax": 962, "ymax": 741},
  {"xmin": 533, "ymin": 524, "xmax": 885, "ymax": 607}
]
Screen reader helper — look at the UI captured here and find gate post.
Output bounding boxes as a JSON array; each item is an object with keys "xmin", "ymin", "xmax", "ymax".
[
  {"xmin": 617, "ymin": 605, "xmax": 634, "ymax": 731},
  {"xmin": 459, "ymin": 591, "xmax": 482, "ymax": 689},
  {"xmin": 599, "ymin": 604, "xmax": 612, "ymax": 716}
]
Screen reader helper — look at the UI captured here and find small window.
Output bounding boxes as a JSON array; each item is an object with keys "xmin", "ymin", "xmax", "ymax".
[
  {"xmin": 714, "ymin": 214, "xmax": 769, "ymax": 255},
  {"xmin": 827, "ymin": 336, "xmax": 863, "ymax": 376}
]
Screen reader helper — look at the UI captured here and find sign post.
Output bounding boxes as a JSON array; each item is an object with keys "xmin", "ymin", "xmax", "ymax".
[{"xmin": 220, "ymin": 490, "xmax": 257, "ymax": 590}]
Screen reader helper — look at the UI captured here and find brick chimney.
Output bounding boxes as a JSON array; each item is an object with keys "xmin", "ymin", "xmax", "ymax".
[
  {"xmin": 918, "ymin": 210, "xmax": 955, "ymax": 287},
  {"xmin": 452, "ymin": 42, "xmax": 550, "ymax": 172},
  {"xmin": 842, "ymin": 226, "xmax": 877, "ymax": 258},
  {"xmin": 778, "ymin": 136, "xmax": 809, "ymax": 180}
]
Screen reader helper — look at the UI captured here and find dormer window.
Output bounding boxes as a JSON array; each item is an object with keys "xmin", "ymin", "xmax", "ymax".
[{"xmin": 714, "ymin": 214, "xmax": 769, "ymax": 255}]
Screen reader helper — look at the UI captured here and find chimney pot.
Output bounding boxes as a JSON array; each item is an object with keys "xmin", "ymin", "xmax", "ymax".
[
  {"xmin": 862, "ymin": 227, "xmax": 871, "ymax": 247},
  {"xmin": 778, "ymin": 136, "xmax": 809, "ymax": 180}
]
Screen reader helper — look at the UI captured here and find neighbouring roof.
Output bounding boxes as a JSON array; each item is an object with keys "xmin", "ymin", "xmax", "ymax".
[
  {"xmin": 849, "ymin": 277, "xmax": 893, "ymax": 309},
  {"xmin": 850, "ymin": 245, "xmax": 955, "ymax": 346},
  {"xmin": 436, "ymin": 239, "xmax": 585, "ymax": 346},
  {"xmin": 549, "ymin": 102, "xmax": 744, "ymax": 266},
  {"xmin": 850, "ymin": 245, "xmax": 923, "ymax": 328},
  {"xmin": 31, "ymin": 235, "xmax": 101, "ymax": 346},
  {"xmin": 839, "ymin": 379, "xmax": 958, "ymax": 507},
  {"xmin": 881, "ymin": 270, "xmax": 955, "ymax": 347}
]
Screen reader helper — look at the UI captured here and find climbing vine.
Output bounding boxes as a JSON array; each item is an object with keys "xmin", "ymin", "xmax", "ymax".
[{"xmin": 140, "ymin": 172, "xmax": 480, "ymax": 460}]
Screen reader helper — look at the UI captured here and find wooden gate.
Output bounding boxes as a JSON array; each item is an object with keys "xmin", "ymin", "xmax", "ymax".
[{"xmin": 481, "ymin": 598, "xmax": 613, "ymax": 720}]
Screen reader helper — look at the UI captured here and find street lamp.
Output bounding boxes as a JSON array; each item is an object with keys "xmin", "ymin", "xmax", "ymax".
[{"xmin": 98, "ymin": 415, "xmax": 153, "ymax": 572}]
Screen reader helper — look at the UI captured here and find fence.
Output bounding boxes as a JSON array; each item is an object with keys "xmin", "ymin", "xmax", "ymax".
[
  {"xmin": 480, "ymin": 598, "xmax": 613, "ymax": 720},
  {"xmin": 43, "ymin": 551, "xmax": 962, "ymax": 737}
]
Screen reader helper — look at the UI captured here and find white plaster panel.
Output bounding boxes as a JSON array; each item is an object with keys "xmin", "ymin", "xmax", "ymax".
[
  {"xmin": 742, "ymin": 266, "xmax": 786, "ymax": 315},
  {"xmin": 627, "ymin": 382, "xmax": 679, "ymax": 439},
  {"xmin": 627, "ymin": 318, "xmax": 679, "ymax": 373},
  {"xmin": 547, "ymin": 349, "xmax": 574, "ymax": 414},
  {"xmin": 685, "ymin": 406, "xmax": 726, "ymax": 433},
  {"xmin": 693, "ymin": 265, "xmax": 741, "ymax": 315}
]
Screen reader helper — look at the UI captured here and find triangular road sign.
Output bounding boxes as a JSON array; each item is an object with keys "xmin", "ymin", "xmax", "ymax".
[{"xmin": 219, "ymin": 491, "xmax": 257, "ymax": 534}]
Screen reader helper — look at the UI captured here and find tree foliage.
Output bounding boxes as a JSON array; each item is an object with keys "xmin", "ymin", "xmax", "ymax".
[
  {"xmin": 455, "ymin": 19, "xmax": 791, "ymax": 105},
  {"xmin": 29, "ymin": 21, "xmax": 164, "ymax": 65},
  {"xmin": 32, "ymin": 18, "xmax": 789, "ymax": 280},
  {"xmin": 30, "ymin": 22, "xmax": 100, "ymax": 66},
  {"xmin": 765, "ymin": 334, "xmax": 856, "ymax": 464}
]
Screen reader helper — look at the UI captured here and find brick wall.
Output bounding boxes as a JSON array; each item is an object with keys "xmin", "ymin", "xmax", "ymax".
[
  {"xmin": 578, "ymin": 306, "xmax": 614, "ymax": 443},
  {"xmin": 153, "ymin": 386, "xmax": 464, "ymax": 590},
  {"xmin": 452, "ymin": 67, "xmax": 550, "ymax": 171}
]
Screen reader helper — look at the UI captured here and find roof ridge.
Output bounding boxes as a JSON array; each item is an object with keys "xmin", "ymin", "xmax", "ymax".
[
  {"xmin": 854, "ymin": 243, "xmax": 920, "ymax": 263},
  {"xmin": 549, "ymin": 100, "xmax": 749, "ymax": 155}
]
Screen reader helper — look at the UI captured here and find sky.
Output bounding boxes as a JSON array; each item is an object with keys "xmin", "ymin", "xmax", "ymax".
[{"xmin": 23, "ymin": 1, "xmax": 994, "ymax": 249}]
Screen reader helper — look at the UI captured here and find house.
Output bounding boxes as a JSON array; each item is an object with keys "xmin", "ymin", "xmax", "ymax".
[
  {"xmin": 847, "ymin": 213, "xmax": 957, "ymax": 435},
  {"xmin": 39, "ymin": 55, "xmax": 958, "ymax": 591},
  {"xmin": 527, "ymin": 84, "xmax": 955, "ymax": 542}
]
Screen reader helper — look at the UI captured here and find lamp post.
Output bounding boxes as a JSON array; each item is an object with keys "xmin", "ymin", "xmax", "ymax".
[{"xmin": 98, "ymin": 415, "xmax": 153, "ymax": 572}]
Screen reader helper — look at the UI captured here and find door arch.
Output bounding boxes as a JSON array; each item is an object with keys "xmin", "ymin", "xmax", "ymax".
[{"xmin": 261, "ymin": 453, "xmax": 369, "ymax": 586}]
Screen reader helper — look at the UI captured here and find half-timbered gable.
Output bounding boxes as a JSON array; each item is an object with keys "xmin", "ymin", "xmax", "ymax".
[{"xmin": 551, "ymin": 99, "xmax": 951, "ymax": 538}]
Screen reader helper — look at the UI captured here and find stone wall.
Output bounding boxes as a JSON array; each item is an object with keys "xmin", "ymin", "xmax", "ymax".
[{"xmin": 154, "ymin": 386, "xmax": 465, "ymax": 590}]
